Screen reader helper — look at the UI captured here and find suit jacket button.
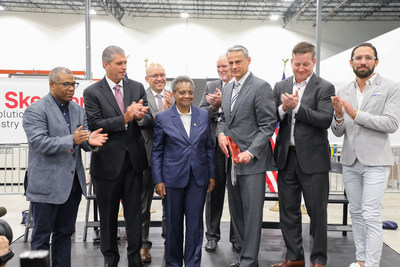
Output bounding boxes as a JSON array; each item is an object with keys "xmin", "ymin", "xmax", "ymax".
[{"xmin": 71, "ymin": 171, "xmax": 74, "ymax": 174}]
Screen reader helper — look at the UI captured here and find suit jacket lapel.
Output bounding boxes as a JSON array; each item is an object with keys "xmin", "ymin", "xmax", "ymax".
[
  {"xmin": 283, "ymin": 77, "xmax": 294, "ymax": 126},
  {"xmin": 223, "ymin": 83, "xmax": 233, "ymax": 125},
  {"xmin": 99, "ymin": 78, "xmax": 123, "ymax": 115},
  {"xmin": 146, "ymin": 88, "xmax": 158, "ymax": 113},
  {"xmin": 122, "ymin": 77, "xmax": 131, "ymax": 113},
  {"xmin": 69, "ymin": 103, "xmax": 79, "ymax": 133},
  {"xmin": 230, "ymin": 74, "xmax": 252, "ymax": 124},
  {"xmin": 46, "ymin": 94, "xmax": 70, "ymax": 135},
  {"xmin": 345, "ymin": 81, "xmax": 358, "ymax": 110},
  {"xmin": 171, "ymin": 104, "xmax": 190, "ymax": 143},
  {"xmin": 189, "ymin": 105, "xmax": 199, "ymax": 143},
  {"xmin": 218, "ymin": 80, "xmax": 224, "ymax": 94},
  {"xmin": 301, "ymin": 74, "xmax": 318, "ymax": 105},
  {"xmin": 360, "ymin": 74, "xmax": 382, "ymax": 111}
]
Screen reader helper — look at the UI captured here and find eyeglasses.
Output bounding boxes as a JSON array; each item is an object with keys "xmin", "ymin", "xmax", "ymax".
[
  {"xmin": 352, "ymin": 55, "xmax": 376, "ymax": 62},
  {"xmin": 52, "ymin": 81, "xmax": 79, "ymax": 89},
  {"xmin": 147, "ymin": 73, "xmax": 166, "ymax": 78}
]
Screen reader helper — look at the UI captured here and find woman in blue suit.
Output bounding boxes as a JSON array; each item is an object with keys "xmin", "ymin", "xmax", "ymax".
[{"xmin": 152, "ymin": 75, "xmax": 216, "ymax": 267}]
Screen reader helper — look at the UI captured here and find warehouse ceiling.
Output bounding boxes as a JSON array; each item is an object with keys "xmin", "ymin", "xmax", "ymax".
[{"xmin": 0, "ymin": 0, "xmax": 399, "ymax": 26}]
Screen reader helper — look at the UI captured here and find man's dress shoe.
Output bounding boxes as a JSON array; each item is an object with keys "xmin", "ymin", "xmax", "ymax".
[
  {"xmin": 271, "ymin": 259, "xmax": 306, "ymax": 267},
  {"xmin": 140, "ymin": 247, "xmax": 152, "ymax": 263},
  {"xmin": 205, "ymin": 240, "xmax": 217, "ymax": 251}
]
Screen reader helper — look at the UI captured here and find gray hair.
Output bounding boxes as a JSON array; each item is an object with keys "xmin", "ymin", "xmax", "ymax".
[
  {"xmin": 102, "ymin": 45, "xmax": 125, "ymax": 64},
  {"xmin": 227, "ymin": 45, "xmax": 249, "ymax": 59},
  {"xmin": 171, "ymin": 75, "xmax": 195, "ymax": 92},
  {"xmin": 49, "ymin": 67, "xmax": 72, "ymax": 82},
  {"xmin": 217, "ymin": 53, "xmax": 228, "ymax": 61}
]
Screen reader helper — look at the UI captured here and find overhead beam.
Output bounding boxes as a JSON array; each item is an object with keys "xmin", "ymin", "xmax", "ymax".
[
  {"xmin": 358, "ymin": 0, "xmax": 394, "ymax": 20},
  {"xmin": 99, "ymin": 0, "xmax": 125, "ymax": 26},
  {"xmin": 283, "ymin": 0, "xmax": 313, "ymax": 28}
]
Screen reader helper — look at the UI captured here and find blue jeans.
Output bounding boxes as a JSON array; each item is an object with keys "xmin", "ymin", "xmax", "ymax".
[{"xmin": 343, "ymin": 159, "xmax": 389, "ymax": 267}]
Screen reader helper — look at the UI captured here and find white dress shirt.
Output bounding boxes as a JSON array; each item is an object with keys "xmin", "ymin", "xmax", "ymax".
[
  {"xmin": 106, "ymin": 75, "xmax": 124, "ymax": 97},
  {"xmin": 176, "ymin": 105, "xmax": 192, "ymax": 138},
  {"xmin": 278, "ymin": 74, "xmax": 313, "ymax": 146}
]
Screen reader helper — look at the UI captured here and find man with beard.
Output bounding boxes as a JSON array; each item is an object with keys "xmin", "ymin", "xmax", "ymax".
[{"xmin": 331, "ymin": 43, "xmax": 400, "ymax": 267}]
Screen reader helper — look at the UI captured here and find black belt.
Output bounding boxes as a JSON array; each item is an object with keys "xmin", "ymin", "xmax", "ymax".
[{"xmin": 289, "ymin": 146, "xmax": 296, "ymax": 152}]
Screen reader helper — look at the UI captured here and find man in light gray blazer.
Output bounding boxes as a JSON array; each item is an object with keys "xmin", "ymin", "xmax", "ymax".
[
  {"xmin": 218, "ymin": 45, "xmax": 277, "ymax": 267},
  {"xmin": 23, "ymin": 67, "xmax": 107, "ymax": 267},
  {"xmin": 140, "ymin": 63, "xmax": 172, "ymax": 263},
  {"xmin": 199, "ymin": 54, "xmax": 237, "ymax": 252},
  {"xmin": 331, "ymin": 43, "xmax": 400, "ymax": 267}
]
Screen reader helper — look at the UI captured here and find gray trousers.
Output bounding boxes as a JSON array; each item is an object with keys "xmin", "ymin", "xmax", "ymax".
[{"xmin": 227, "ymin": 164, "xmax": 265, "ymax": 267}]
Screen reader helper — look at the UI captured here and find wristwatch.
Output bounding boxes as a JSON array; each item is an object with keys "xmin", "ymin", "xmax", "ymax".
[{"xmin": 0, "ymin": 250, "xmax": 14, "ymax": 265}]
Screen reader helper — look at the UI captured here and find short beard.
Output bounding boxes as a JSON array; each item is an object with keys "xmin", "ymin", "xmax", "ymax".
[{"xmin": 353, "ymin": 65, "xmax": 375, "ymax": 79}]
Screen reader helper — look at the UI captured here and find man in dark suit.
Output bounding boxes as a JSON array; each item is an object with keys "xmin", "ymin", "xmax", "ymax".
[
  {"xmin": 199, "ymin": 54, "xmax": 236, "ymax": 252},
  {"xmin": 140, "ymin": 63, "xmax": 172, "ymax": 262},
  {"xmin": 271, "ymin": 42, "xmax": 335, "ymax": 267},
  {"xmin": 23, "ymin": 67, "xmax": 107, "ymax": 267},
  {"xmin": 218, "ymin": 45, "xmax": 277, "ymax": 267},
  {"xmin": 83, "ymin": 45, "xmax": 152, "ymax": 267},
  {"xmin": 152, "ymin": 75, "xmax": 216, "ymax": 267}
]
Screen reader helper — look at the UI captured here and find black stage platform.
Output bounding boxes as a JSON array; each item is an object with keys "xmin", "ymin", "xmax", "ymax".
[{"xmin": 7, "ymin": 222, "xmax": 400, "ymax": 267}]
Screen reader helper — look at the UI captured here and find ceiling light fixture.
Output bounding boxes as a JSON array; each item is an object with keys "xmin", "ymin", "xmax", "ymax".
[
  {"xmin": 0, "ymin": 6, "xmax": 5, "ymax": 11},
  {"xmin": 270, "ymin": 14, "xmax": 279, "ymax": 21},
  {"xmin": 90, "ymin": 9, "xmax": 97, "ymax": 15},
  {"xmin": 180, "ymin": 12, "xmax": 189, "ymax": 18}
]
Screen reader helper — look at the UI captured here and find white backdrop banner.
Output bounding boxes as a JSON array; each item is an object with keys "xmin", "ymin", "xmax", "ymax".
[{"xmin": 0, "ymin": 78, "xmax": 94, "ymax": 144}]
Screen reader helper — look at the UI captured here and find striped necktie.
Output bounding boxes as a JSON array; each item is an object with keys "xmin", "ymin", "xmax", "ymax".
[{"xmin": 231, "ymin": 82, "xmax": 241, "ymax": 111}]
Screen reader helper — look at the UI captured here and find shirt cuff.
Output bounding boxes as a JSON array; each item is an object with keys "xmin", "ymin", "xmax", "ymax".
[
  {"xmin": 246, "ymin": 150, "xmax": 254, "ymax": 159},
  {"xmin": 136, "ymin": 118, "xmax": 144, "ymax": 126},
  {"xmin": 292, "ymin": 102, "xmax": 300, "ymax": 114},
  {"xmin": 278, "ymin": 105, "xmax": 286, "ymax": 120}
]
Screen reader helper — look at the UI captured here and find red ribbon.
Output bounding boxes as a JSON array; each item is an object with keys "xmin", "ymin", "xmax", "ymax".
[{"xmin": 226, "ymin": 136, "xmax": 241, "ymax": 164}]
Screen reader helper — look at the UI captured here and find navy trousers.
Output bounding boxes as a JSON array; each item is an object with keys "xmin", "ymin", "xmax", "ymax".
[
  {"xmin": 165, "ymin": 172, "xmax": 208, "ymax": 267},
  {"xmin": 30, "ymin": 176, "xmax": 82, "ymax": 267}
]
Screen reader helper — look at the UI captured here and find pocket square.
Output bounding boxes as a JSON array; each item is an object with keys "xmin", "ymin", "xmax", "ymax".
[{"xmin": 371, "ymin": 93, "xmax": 383, "ymax": 96}]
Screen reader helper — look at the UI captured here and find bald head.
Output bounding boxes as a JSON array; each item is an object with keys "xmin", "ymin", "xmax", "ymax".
[{"xmin": 145, "ymin": 63, "xmax": 166, "ymax": 94}]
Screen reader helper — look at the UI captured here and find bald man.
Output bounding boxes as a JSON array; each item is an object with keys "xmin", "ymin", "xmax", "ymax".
[{"xmin": 140, "ymin": 63, "xmax": 172, "ymax": 263}]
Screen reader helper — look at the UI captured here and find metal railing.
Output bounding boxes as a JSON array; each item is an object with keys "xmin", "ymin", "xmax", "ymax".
[
  {"xmin": 1, "ymin": 144, "xmax": 399, "ymax": 195},
  {"xmin": 0, "ymin": 144, "xmax": 91, "ymax": 195}
]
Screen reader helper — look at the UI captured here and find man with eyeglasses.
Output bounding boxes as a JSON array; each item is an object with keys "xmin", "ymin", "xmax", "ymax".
[
  {"xmin": 140, "ymin": 63, "xmax": 172, "ymax": 262},
  {"xmin": 23, "ymin": 66, "xmax": 108, "ymax": 267},
  {"xmin": 331, "ymin": 43, "xmax": 400, "ymax": 267},
  {"xmin": 84, "ymin": 45, "xmax": 152, "ymax": 267}
]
